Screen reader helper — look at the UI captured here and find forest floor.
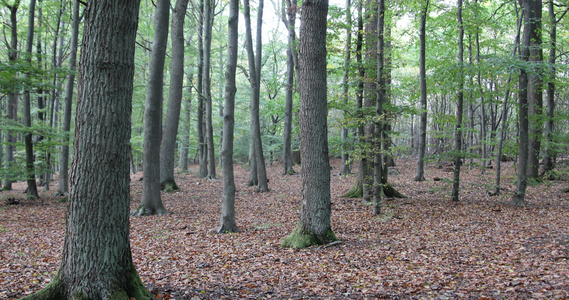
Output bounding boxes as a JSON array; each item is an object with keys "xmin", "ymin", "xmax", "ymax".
[{"xmin": 1, "ymin": 158, "xmax": 569, "ymax": 299}]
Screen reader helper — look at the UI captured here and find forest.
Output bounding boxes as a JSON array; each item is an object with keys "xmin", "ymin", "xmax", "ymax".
[{"xmin": 1, "ymin": 0, "xmax": 569, "ymax": 298}]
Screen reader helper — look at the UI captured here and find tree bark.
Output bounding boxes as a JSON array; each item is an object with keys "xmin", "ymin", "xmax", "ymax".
[
  {"xmin": 339, "ymin": 0, "xmax": 352, "ymax": 176},
  {"xmin": 415, "ymin": 0, "xmax": 429, "ymax": 182},
  {"xmin": 160, "ymin": 0, "xmax": 190, "ymax": 192},
  {"xmin": 23, "ymin": 0, "xmax": 150, "ymax": 298},
  {"xmin": 542, "ymin": 0, "xmax": 556, "ymax": 174},
  {"xmin": 451, "ymin": 0, "xmax": 464, "ymax": 202},
  {"xmin": 282, "ymin": 0, "xmax": 337, "ymax": 249},
  {"xmin": 135, "ymin": 0, "xmax": 170, "ymax": 216},
  {"xmin": 56, "ymin": 0, "xmax": 80, "ymax": 196},
  {"xmin": 22, "ymin": 0, "xmax": 39, "ymax": 199},
  {"xmin": 281, "ymin": 0, "xmax": 298, "ymax": 176},
  {"xmin": 373, "ymin": 0, "xmax": 385, "ymax": 215},
  {"xmin": 204, "ymin": 0, "xmax": 216, "ymax": 179},
  {"xmin": 526, "ymin": 0, "xmax": 543, "ymax": 179},
  {"xmin": 197, "ymin": 0, "xmax": 208, "ymax": 178},
  {"xmin": 2, "ymin": 0, "xmax": 20, "ymax": 191},
  {"xmin": 218, "ymin": 0, "xmax": 240, "ymax": 233}
]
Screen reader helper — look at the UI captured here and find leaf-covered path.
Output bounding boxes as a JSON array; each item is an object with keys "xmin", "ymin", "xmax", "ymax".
[{"xmin": 2, "ymin": 159, "xmax": 569, "ymax": 299}]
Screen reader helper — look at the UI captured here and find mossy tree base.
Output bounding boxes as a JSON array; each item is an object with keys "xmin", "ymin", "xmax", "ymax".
[
  {"xmin": 160, "ymin": 180, "xmax": 179, "ymax": 193},
  {"xmin": 383, "ymin": 183, "xmax": 406, "ymax": 199},
  {"xmin": 283, "ymin": 168, "xmax": 296, "ymax": 176},
  {"xmin": 21, "ymin": 267, "xmax": 151, "ymax": 300},
  {"xmin": 130, "ymin": 205, "xmax": 169, "ymax": 216},
  {"xmin": 562, "ymin": 187, "xmax": 569, "ymax": 193},
  {"xmin": 342, "ymin": 179, "xmax": 363, "ymax": 198},
  {"xmin": 281, "ymin": 225, "xmax": 338, "ymax": 249}
]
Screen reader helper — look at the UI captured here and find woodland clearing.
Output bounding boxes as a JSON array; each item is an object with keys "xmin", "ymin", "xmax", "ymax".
[{"xmin": 1, "ymin": 158, "xmax": 569, "ymax": 299}]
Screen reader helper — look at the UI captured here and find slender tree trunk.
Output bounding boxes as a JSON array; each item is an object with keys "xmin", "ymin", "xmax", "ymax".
[
  {"xmin": 2, "ymin": 1, "xmax": 20, "ymax": 191},
  {"xmin": 373, "ymin": 0, "xmax": 385, "ymax": 215},
  {"xmin": 218, "ymin": 0, "xmax": 239, "ymax": 233},
  {"xmin": 134, "ymin": 0, "xmax": 170, "ymax": 216},
  {"xmin": 204, "ymin": 0, "xmax": 216, "ymax": 179},
  {"xmin": 56, "ymin": 0, "xmax": 80, "ymax": 196},
  {"xmin": 197, "ymin": 0, "xmax": 208, "ymax": 178},
  {"xmin": 160, "ymin": 0, "xmax": 190, "ymax": 192},
  {"xmin": 414, "ymin": 0, "xmax": 429, "ymax": 182},
  {"xmin": 282, "ymin": 0, "xmax": 337, "ymax": 249},
  {"xmin": 451, "ymin": 0, "xmax": 464, "ymax": 202},
  {"xmin": 513, "ymin": 0, "xmax": 535, "ymax": 206},
  {"xmin": 340, "ymin": 0, "xmax": 352, "ymax": 176},
  {"xmin": 526, "ymin": 0, "xmax": 543, "ymax": 179},
  {"xmin": 281, "ymin": 0, "xmax": 298, "ymax": 176},
  {"xmin": 178, "ymin": 72, "xmax": 193, "ymax": 172},
  {"xmin": 542, "ymin": 1, "xmax": 557, "ymax": 174},
  {"xmin": 22, "ymin": 0, "xmax": 151, "ymax": 298},
  {"xmin": 474, "ymin": 1, "xmax": 487, "ymax": 174},
  {"xmin": 22, "ymin": 0, "xmax": 39, "ymax": 199}
]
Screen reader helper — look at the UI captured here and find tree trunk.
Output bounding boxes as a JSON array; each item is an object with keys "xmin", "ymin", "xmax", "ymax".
[
  {"xmin": 512, "ymin": 0, "xmax": 537, "ymax": 206},
  {"xmin": 542, "ymin": 1, "xmax": 556, "ymax": 174},
  {"xmin": 373, "ymin": 0, "xmax": 385, "ymax": 215},
  {"xmin": 204, "ymin": 0, "xmax": 216, "ymax": 179},
  {"xmin": 197, "ymin": 0, "xmax": 208, "ymax": 178},
  {"xmin": 178, "ymin": 72, "xmax": 193, "ymax": 172},
  {"xmin": 451, "ymin": 0, "xmax": 464, "ymax": 202},
  {"xmin": 22, "ymin": 0, "xmax": 39, "ymax": 199},
  {"xmin": 526, "ymin": 0, "xmax": 543, "ymax": 179},
  {"xmin": 134, "ymin": 0, "xmax": 170, "ymax": 216},
  {"xmin": 218, "ymin": 0, "xmax": 239, "ymax": 233},
  {"xmin": 23, "ymin": 0, "xmax": 150, "ymax": 298},
  {"xmin": 56, "ymin": 0, "xmax": 80, "ymax": 196},
  {"xmin": 160, "ymin": 0, "xmax": 190, "ymax": 192},
  {"xmin": 282, "ymin": 0, "xmax": 337, "ymax": 249},
  {"xmin": 281, "ymin": 0, "xmax": 298, "ymax": 176},
  {"xmin": 2, "ymin": 0, "xmax": 20, "ymax": 191},
  {"xmin": 414, "ymin": 0, "xmax": 429, "ymax": 182},
  {"xmin": 339, "ymin": 0, "xmax": 352, "ymax": 176}
]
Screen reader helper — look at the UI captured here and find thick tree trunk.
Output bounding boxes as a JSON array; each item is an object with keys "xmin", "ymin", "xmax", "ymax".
[
  {"xmin": 2, "ymin": 1, "xmax": 20, "ymax": 191},
  {"xmin": 451, "ymin": 0, "xmax": 464, "ymax": 202},
  {"xmin": 56, "ymin": 0, "xmax": 80, "ymax": 196},
  {"xmin": 23, "ymin": 0, "xmax": 150, "ymax": 298},
  {"xmin": 135, "ymin": 0, "xmax": 170, "ymax": 216},
  {"xmin": 282, "ymin": 0, "xmax": 337, "ymax": 249},
  {"xmin": 218, "ymin": 0, "xmax": 239, "ymax": 233},
  {"xmin": 160, "ymin": 0, "xmax": 190, "ymax": 192},
  {"xmin": 415, "ymin": 0, "xmax": 429, "ymax": 182}
]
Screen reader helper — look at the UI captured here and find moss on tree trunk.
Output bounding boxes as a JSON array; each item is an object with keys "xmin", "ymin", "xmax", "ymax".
[
  {"xmin": 342, "ymin": 178, "xmax": 363, "ymax": 198},
  {"xmin": 160, "ymin": 180, "xmax": 179, "ymax": 192},
  {"xmin": 131, "ymin": 204, "xmax": 169, "ymax": 216},
  {"xmin": 383, "ymin": 182, "xmax": 406, "ymax": 198},
  {"xmin": 281, "ymin": 225, "xmax": 338, "ymax": 249}
]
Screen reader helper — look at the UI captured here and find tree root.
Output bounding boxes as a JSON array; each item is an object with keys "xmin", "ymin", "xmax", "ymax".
[{"xmin": 342, "ymin": 179, "xmax": 363, "ymax": 198}]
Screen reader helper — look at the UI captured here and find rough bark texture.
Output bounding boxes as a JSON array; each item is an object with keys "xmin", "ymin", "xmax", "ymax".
[
  {"xmin": 160, "ymin": 0, "xmax": 190, "ymax": 192},
  {"xmin": 56, "ymin": 0, "xmax": 80, "ymax": 196},
  {"xmin": 136, "ymin": 0, "xmax": 170, "ymax": 216},
  {"xmin": 23, "ymin": 0, "xmax": 150, "ymax": 298},
  {"xmin": 373, "ymin": 0, "xmax": 385, "ymax": 215},
  {"xmin": 451, "ymin": 0, "xmax": 464, "ymax": 202},
  {"xmin": 197, "ymin": 0, "xmax": 207, "ymax": 178},
  {"xmin": 339, "ymin": 0, "xmax": 352, "ymax": 176},
  {"xmin": 414, "ymin": 0, "xmax": 428, "ymax": 182},
  {"xmin": 542, "ymin": 0, "xmax": 556, "ymax": 174},
  {"xmin": 282, "ymin": 0, "xmax": 337, "ymax": 249},
  {"xmin": 218, "ymin": 0, "xmax": 239, "ymax": 234}
]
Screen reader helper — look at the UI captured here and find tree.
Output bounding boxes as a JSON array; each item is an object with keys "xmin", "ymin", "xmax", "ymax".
[
  {"xmin": 160, "ymin": 0, "xmax": 190, "ymax": 192},
  {"xmin": 56, "ymin": 0, "xmax": 81, "ymax": 196},
  {"xmin": 243, "ymin": 0, "xmax": 269, "ymax": 191},
  {"xmin": 22, "ymin": 0, "xmax": 39, "ymax": 199},
  {"xmin": 339, "ymin": 0, "xmax": 352, "ymax": 176},
  {"xmin": 204, "ymin": 0, "xmax": 216, "ymax": 179},
  {"xmin": 372, "ymin": 0, "xmax": 385, "ymax": 215},
  {"xmin": 414, "ymin": 0, "xmax": 429, "ymax": 182},
  {"xmin": 281, "ymin": 0, "xmax": 298, "ymax": 176},
  {"xmin": 133, "ymin": 0, "xmax": 170, "ymax": 216},
  {"xmin": 22, "ymin": 0, "xmax": 150, "ymax": 298},
  {"xmin": 451, "ymin": 0, "xmax": 465, "ymax": 202},
  {"xmin": 197, "ymin": 0, "xmax": 208, "ymax": 178},
  {"xmin": 218, "ymin": 0, "xmax": 240, "ymax": 233},
  {"xmin": 2, "ymin": 0, "xmax": 20, "ymax": 191},
  {"xmin": 282, "ymin": 0, "xmax": 338, "ymax": 249},
  {"xmin": 512, "ymin": 0, "xmax": 540, "ymax": 206}
]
